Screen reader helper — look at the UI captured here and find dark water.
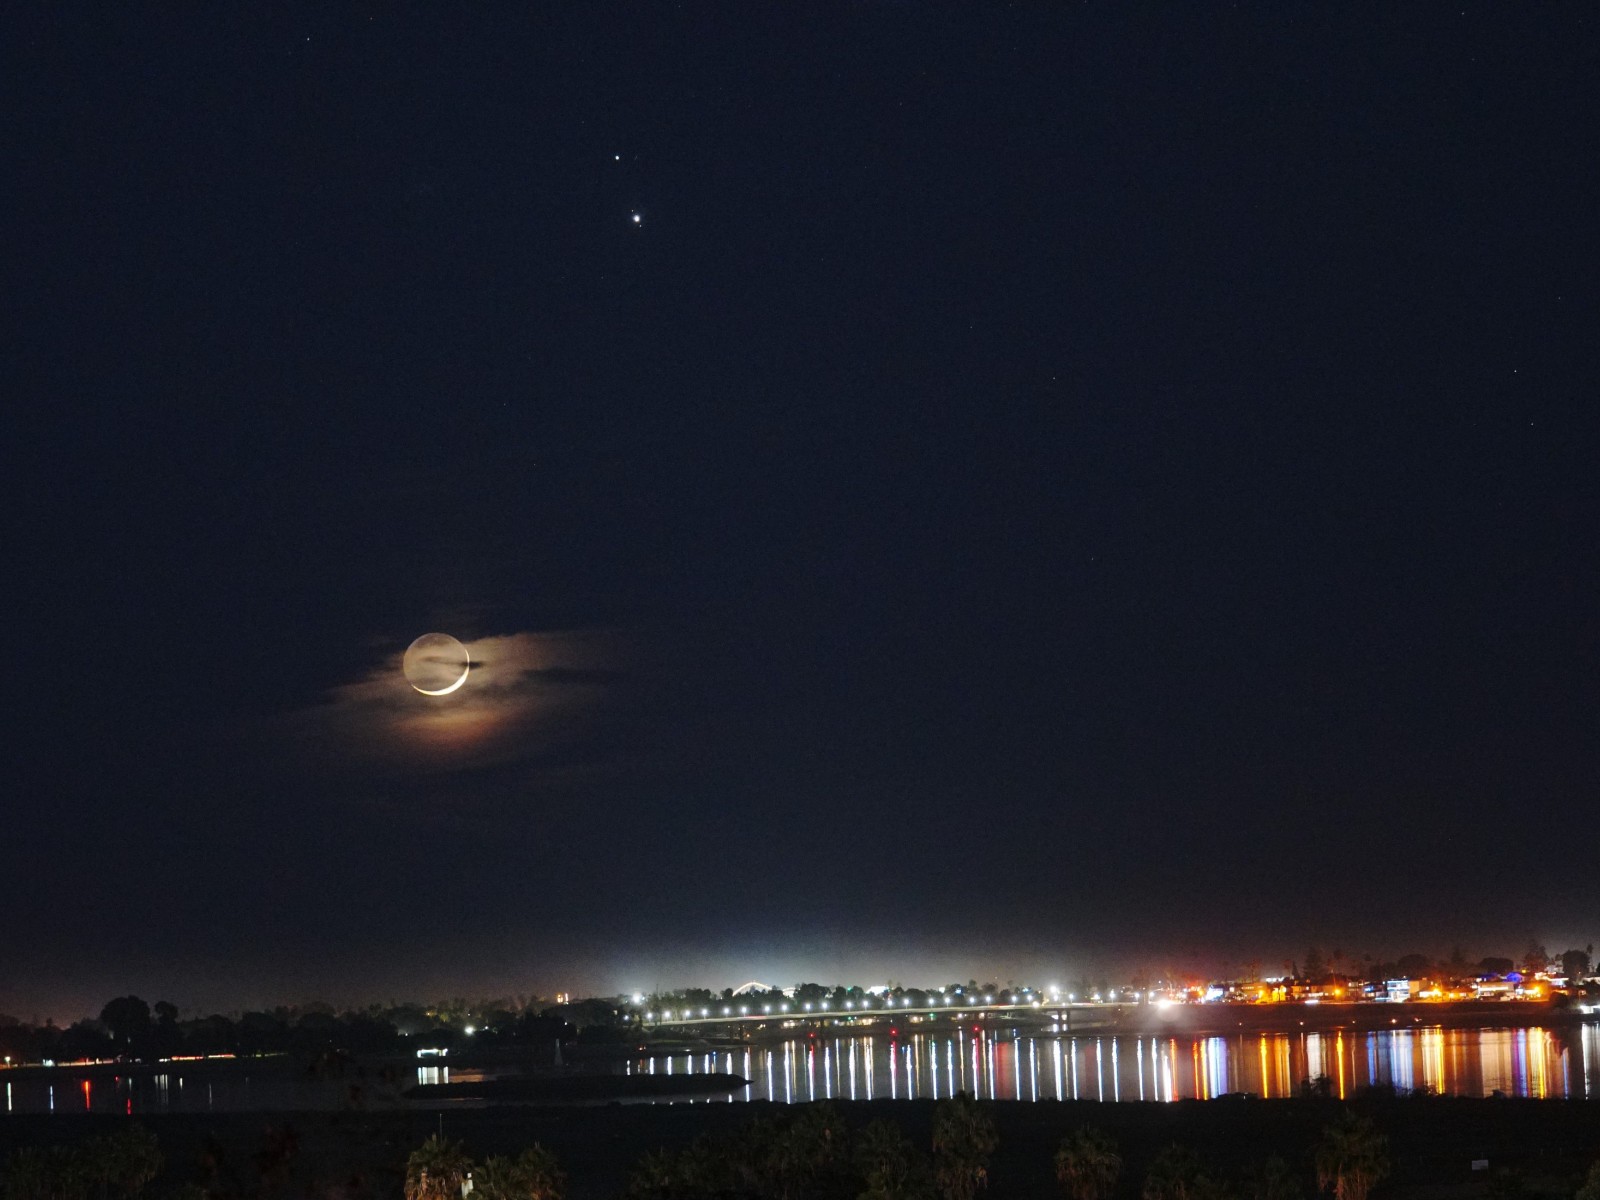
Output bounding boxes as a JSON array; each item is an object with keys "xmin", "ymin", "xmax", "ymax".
[{"xmin": 4, "ymin": 1023, "xmax": 1597, "ymax": 1113}]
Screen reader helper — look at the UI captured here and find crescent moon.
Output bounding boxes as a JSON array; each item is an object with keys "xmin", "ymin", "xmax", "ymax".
[
  {"xmin": 403, "ymin": 633, "xmax": 471, "ymax": 696},
  {"xmin": 415, "ymin": 667, "xmax": 469, "ymax": 697}
]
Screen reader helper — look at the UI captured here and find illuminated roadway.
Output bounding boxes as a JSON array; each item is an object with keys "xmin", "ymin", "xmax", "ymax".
[{"xmin": 642, "ymin": 999, "xmax": 1119, "ymax": 1029}]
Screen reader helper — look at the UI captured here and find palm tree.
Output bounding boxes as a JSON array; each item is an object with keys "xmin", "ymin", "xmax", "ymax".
[
  {"xmin": 1574, "ymin": 1160, "xmax": 1600, "ymax": 1200},
  {"xmin": 405, "ymin": 1133, "xmax": 473, "ymax": 1200},
  {"xmin": 1314, "ymin": 1112, "xmax": 1388, "ymax": 1200},
  {"xmin": 932, "ymin": 1092, "xmax": 998, "ymax": 1200},
  {"xmin": 473, "ymin": 1151, "xmax": 562, "ymax": 1200},
  {"xmin": 474, "ymin": 1148, "xmax": 565, "ymax": 1200},
  {"xmin": 514, "ymin": 1146, "xmax": 564, "ymax": 1200},
  {"xmin": 858, "ymin": 1119, "xmax": 933, "ymax": 1200},
  {"xmin": 1242, "ymin": 1156, "xmax": 1302, "ymax": 1200},
  {"xmin": 1055, "ymin": 1127, "xmax": 1120, "ymax": 1200},
  {"xmin": 97, "ymin": 1124, "xmax": 163, "ymax": 1197},
  {"xmin": 767, "ymin": 1104, "xmax": 845, "ymax": 1200},
  {"xmin": 1143, "ymin": 1144, "xmax": 1205, "ymax": 1200},
  {"xmin": 624, "ymin": 1149, "xmax": 680, "ymax": 1197},
  {"xmin": 473, "ymin": 1157, "xmax": 526, "ymax": 1200}
]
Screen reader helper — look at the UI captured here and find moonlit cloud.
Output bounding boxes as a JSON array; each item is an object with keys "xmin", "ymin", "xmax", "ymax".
[{"xmin": 299, "ymin": 628, "xmax": 626, "ymax": 773}]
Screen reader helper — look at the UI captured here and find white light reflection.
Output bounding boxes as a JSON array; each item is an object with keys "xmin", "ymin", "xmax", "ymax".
[{"xmin": 1584, "ymin": 1024, "xmax": 1595, "ymax": 1098}]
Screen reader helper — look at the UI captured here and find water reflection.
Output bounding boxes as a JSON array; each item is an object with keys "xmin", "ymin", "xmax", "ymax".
[
  {"xmin": 625, "ymin": 1021, "xmax": 1600, "ymax": 1104},
  {"xmin": 4, "ymin": 1022, "xmax": 1599, "ymax": 1115}
]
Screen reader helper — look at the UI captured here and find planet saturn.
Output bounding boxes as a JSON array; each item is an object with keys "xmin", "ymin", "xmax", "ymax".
[{"xmin": 402, "ymin": 633, "xmax": 471, "ymax": 696}]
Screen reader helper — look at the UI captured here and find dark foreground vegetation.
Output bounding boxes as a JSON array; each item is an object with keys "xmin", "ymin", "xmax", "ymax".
[{"xmin": 4, "ymin": 1093, "xmax": 1600, "ymax": 1200}]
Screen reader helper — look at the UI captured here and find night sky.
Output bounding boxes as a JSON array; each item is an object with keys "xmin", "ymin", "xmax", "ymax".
[{"xmin": 7, "ymin": 5, "xmax": 1598, "ymax": 1018}]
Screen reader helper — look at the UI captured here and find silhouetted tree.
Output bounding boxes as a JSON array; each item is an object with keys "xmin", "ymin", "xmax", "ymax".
[
  {"xmin": 1394, "ymin": 954, "xmax": 1431, "ymax": 980},
  {"xmin": 1144, "ymin": 1145, "xmax": 1207, "ymax": 1200},
  {"xmin": 405, "ymin": 1134, "xmax": 472, "ymax": 1200},
  {"xmin": 857, "ymin": 1120, "xmax": 932, "ymax": 1200},
  {"xmin": 1242, "ymin": 1156, "xmax": 1302, "ymax": 1200},
  {"xmin": 99, "ymin": 997, "xmax": 151, "ymax": 1049},
  {"xmin": 1561, "ymin": 949, "xmax": 1592, "ymax": 982},
  {"xmin": 473, "ymin": 1146, "xmax": 564, "ymax": 1200},
  {"xmin": 4, "ymin": 1145, "xmax": 89, "ymax": 1200},
  {"xmin": 1314, "ymin": 1112, "xmax": 1388, "ymax": 1200},
  {"xmin": 94, "ymin": 1125, "xmax": 163, "ymax": 1198},
  {"xmin": 61, "ymin": 1019, "xmax": 115, "ymax": 1061},
  {"xmin": 932, "ymin": 1092, "xmax": 997, "ymax": 1200},
  {"xmin": 1055, "ymin": 1127, "xmax": 1120, "ymax": 1200},
  {"xmin": 1574, "ymin": 1159, "xmax": 1600, "ymax": 1200}
]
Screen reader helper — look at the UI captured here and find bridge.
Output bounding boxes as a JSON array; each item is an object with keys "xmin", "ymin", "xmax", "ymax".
[{"xmin": 642, "ymin": 997, "xmax": 1121, "ymax": 1029}]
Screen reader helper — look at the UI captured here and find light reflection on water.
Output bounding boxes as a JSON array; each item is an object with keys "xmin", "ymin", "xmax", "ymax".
[
  {"xmin": 2, "ymin": 1023, "xmax": 1596, "ymax": 1113},
  {"xmin": 625, "ymin": 1022, "xmax": 1600, "ymax": 1104}
]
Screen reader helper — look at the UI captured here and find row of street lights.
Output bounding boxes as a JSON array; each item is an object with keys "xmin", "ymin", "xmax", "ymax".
[{"xmin": 643, "ymin": 991, "xmax": 1086, "ymax": 1023}]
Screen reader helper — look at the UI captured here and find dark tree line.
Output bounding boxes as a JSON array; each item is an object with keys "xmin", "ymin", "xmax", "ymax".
[{"xmin": 0, "ymin": 995, "xmax": 624, "ymax": 1066}]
